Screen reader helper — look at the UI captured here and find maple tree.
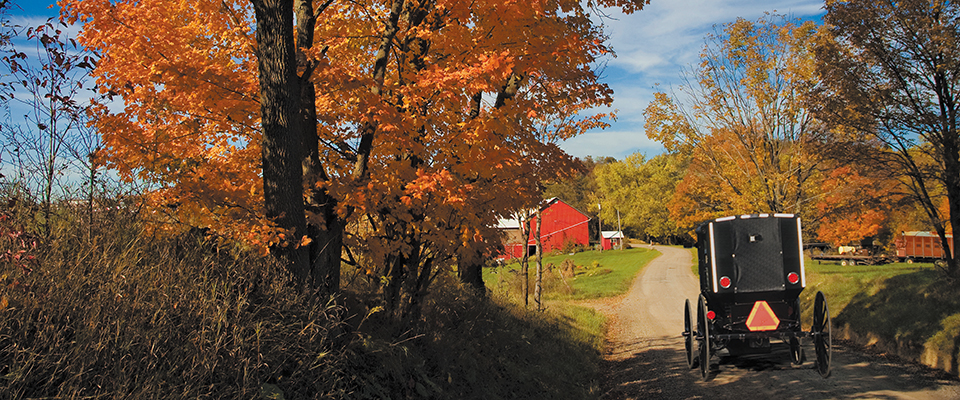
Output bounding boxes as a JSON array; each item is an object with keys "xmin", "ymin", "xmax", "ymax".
[
  {"xmin": 813, "ymin": 0, "xmax": 960, "ymax": 276},
  {"xmin": 814, "ymin": 165, "xmax": 900, "ymax": 247},
  {"xmin": 62, "ymin": 0, "xmax": 648, "ymax": 316},
  {"xmin": 645, "ymin": 14, "xmax": 827, "ymax": 227}
]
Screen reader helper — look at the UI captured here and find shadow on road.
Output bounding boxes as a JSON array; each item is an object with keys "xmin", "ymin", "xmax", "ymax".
[{"xmin": 600, "ymin": 335, "xmax": 957, "ymax": 400}]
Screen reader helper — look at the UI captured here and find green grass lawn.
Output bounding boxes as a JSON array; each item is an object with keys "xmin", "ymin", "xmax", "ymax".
[
  {"xmin": 800, "ymin": 258, "xmax": 939, "ymax": 320},
  {"xmin": 485, "ymin": 247, "xmax": 661, "ymax": 301},
  {"xmin": 799, "ymin": 258, "xmax": 960, "ymax": 363}
]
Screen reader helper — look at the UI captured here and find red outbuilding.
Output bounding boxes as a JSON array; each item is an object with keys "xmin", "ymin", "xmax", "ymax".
[
  {"xmin": 498, "ymin": 198, "xmax": 591, "ymax": 259},
  {"xmin": 601, "ymin": 230, "xmax": 624, "ymax": 250}
]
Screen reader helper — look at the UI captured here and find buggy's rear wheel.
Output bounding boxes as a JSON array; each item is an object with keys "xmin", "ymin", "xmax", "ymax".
[
  {"xmin": 684, "ymin": 299, "xmax": 695, "ymax": 369},
  {"xmin": 697, "ymin": 294, "xmax": 710, "ymax": 381},
  {"xmin": 813, "ymin": 291, "xmax": 832, "ymax": 378}
]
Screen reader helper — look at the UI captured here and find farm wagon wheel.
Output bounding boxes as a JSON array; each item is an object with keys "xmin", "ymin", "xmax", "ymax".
[
  {"xmin": 697, "ymin": 294, "xmax": 711, "ymax": 381},
  {"xmin": 684, "ymin": 298, "xmax": 696, "ymax": 369},
  {"xmin": 813, "ymin": 291, "xmax": 832, "ymax": 378}
]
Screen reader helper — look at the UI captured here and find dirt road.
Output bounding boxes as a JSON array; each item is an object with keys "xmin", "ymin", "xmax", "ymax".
[{"xmin": 593, "ymin": 245, "xmax": 960, "ymax": 399}]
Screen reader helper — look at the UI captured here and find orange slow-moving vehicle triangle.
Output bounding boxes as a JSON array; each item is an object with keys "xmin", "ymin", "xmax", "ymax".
[{"xmin": 745, "ymin": 301, "xmax": 780, "ymax": 331}]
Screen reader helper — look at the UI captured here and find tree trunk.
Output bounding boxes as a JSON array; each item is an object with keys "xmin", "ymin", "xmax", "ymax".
[
  {"xmin": 458, "ymin": 242, "xmax": 486, "ymax": 295},
  {"xmin": 251, "ymin": 0, "xmax": 309, "ymax": 281},
  {"xmin": 942, "ymin": 134, "xmax": 960, "ymax": 278},
  {"xmin": 353, "ymin": 0, "xmax": 404, "ymax": 180},
  {"xmin": 457, "ymin": 91, "xmax": 487, "ymax": 291},
  {"xmin": 297, "ymin": 0, "xmax": 343, "ymax": 295},
  {"xmin": 384, "ymin": 253, "xmax": 405, "ymax": 313},
  {"xmin": 402, "ymin": 250, "xmax": 433, "ymax": 324},
  {"xmin": 535, "ymin": 205, "xmax": 543, "ymax": 311},
  {"xmin": 518, "ymin": 212, "xmax": 530, "ymax": 307}
]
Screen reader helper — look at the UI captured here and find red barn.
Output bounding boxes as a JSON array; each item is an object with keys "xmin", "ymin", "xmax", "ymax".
[{"xmin": 499, "ymin": 198, "xmax": 591, "ymax": 259}]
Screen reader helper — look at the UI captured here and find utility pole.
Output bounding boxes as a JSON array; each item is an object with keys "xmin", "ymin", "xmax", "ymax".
[
  {"xmin": 616, "ymin": 208, "xmax": 623, "ymax": 250},
  {"xmin": 597, "ymin": 202, "xmax": 603, "ymax": 252}
]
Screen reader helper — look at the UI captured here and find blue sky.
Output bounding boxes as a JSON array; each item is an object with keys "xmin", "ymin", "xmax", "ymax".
[
  {"xmin": 10, "ymin": 1, "xmax": 57, "ymax": 19},
  {"xmin": 8, "ymin": 0, "xmax": 827, "ymax": 161},
  {"xmin": 564, "ymin": 0, "xmax": 827, "ymax": 160}
]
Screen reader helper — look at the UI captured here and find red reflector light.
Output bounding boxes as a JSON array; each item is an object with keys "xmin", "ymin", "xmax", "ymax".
[
  {"xmin": 787, "ymin": 272, "xmax": 800, "ymax": 284},
  {"xmin": 745, "ymin": 301, "xmax": 780, "ymax": 331},
  {"xmin": 706, "ymin": 310, "xmax": 716, "ymax": 320},
  {"xmin": 719, "ymin": 276, "xmax": 731, "ymax": 289}
]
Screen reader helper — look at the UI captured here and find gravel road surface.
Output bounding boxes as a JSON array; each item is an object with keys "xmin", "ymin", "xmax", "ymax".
[{"xmin": 590, "ymin": 245, "xmax": 960, "ymax": 400}]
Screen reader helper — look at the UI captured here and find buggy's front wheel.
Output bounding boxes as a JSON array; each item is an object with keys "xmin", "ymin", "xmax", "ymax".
[
  {"xmin": 790, "ymin": 298, "xmax": 803, "ymax": 365},
  {"xmin": 813, "ymin": 291, "xmax": 832, "ymax": 378},
  {"xmin": 790, "ymin": 336, "xmax": 802, "ymax": 365},
  {"xmin": 684, "ymin": 299, "xmax": 695, "ymax": 369}
]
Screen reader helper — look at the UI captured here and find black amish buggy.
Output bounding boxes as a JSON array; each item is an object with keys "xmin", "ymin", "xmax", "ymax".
[{"xmin": 682, "ymin": 214, "xmax": 832, "ymax": 381}]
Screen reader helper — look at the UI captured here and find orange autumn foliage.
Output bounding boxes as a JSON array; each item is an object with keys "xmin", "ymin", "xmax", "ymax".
[
  {"xmin": 60, "ymin": 0, "xmax": 647, "ymax": 262},
  {"xmin": 815, "ymin": 165, "xmax": 897, "ymax": 247}
]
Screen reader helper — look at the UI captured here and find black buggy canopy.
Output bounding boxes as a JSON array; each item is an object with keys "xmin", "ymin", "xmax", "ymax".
[{"xmin": 695, "ymin": 213, "xmax": 806, "ymax": 296}]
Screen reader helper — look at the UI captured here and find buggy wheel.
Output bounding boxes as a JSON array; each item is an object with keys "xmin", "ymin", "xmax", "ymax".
[
  {"xmin": 791, "ymin": 298, "xmax": 803, "ymax": 365},
  {"xmin": 684, "ymin": 299, "xmax": 696, "ymax": 369},
  {"xmin": 697, "ymin": 295, "xmax": 710, "ymax": 381},
  {"xmin": 790, "ymin": 336, "xmax": 802, "ymax": 365},
  {"xmin": 813, "ymin": 291, "xmax": 832, "ymax": 378}
]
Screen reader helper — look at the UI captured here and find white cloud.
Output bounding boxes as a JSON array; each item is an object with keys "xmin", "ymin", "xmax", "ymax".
[
  {"xmin": 560, "ymin": 129, "xmax": 663, "ymax": 160},
  {"xmin": 562, "ymin": 1, "xmax": 826, "ymax": 159}
]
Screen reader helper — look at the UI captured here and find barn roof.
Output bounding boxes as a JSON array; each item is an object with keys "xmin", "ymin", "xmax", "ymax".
[
  {"xmin": 602, "ymin": 230, "xmax": 624, "ymax": 239},
  {"xmin": 497, "ymin": 218, "xmax": 522, "ymax": 229},
  {"xmin": 495, "ymin": 198, "xmax": 591, "ymax": 229}
]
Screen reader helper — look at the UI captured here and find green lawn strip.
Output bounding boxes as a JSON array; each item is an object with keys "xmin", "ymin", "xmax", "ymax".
[
  {"xmin": 799, "ymin": 258, "xmax": 960, "ymax": 372},
  {"xmin": 485, "ymin": 247, "xmax": 661, "ymax": 301},
  {"xmin": 546, "ymin": 301, "xmax": 608, "ymax": 353},
  {"xmin": 419, "ymin": 295, "xmax": 608, "ymax": 399}
]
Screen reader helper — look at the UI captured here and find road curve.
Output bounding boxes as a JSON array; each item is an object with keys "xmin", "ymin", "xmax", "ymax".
[{"xmin": 594, "ymin": 245, "xmax": 960, "ymax": 400}]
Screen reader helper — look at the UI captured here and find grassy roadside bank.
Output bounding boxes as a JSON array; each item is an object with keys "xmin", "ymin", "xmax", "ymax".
[
  {"xmin": 482, "ymin": 247, "xmax": 661, "ymax": 395},
  {"xmin": 799, "ymin": 259, "xmax": 960, "ymax": 376},
  {"xmin": 0, "ymin": 194, "xmax": 660, "ymax": 400}
]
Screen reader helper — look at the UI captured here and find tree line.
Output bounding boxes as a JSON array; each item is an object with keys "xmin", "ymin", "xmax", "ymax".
[{"xmin": 597, "ymin": 3, "xmax": 960, "ymax": 279}]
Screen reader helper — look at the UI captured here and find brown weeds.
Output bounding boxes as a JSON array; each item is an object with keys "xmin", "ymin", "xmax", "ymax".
[{"xmin": 0, "ymin": 198, "xmax": 604, "ymax": 399}]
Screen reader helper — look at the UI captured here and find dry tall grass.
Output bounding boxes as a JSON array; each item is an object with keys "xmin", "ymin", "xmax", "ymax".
[
  {"xmin": 0, "ymin": 197, "xmax": 604, "ymax": 399},
  {"xmin": 0, "ymin": 199, "xmax": 352, "ymax": 398}
]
